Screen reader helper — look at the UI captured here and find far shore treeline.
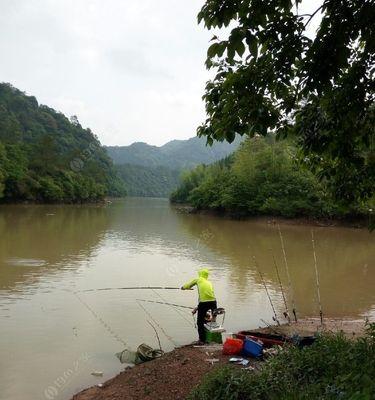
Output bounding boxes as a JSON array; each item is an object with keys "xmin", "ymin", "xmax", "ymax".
[
  {"xmin": 0, "ymin": 83, "xmax": 125, "ymax": 203},
  {"xmin": 170, "ymin": 136, "xmax": 374, "ymax": 220}
]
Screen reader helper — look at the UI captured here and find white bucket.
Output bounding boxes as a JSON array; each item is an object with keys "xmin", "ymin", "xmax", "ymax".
[{"xmin": 222, "ymin": 332, "xmax": 234, "ymax": 342}]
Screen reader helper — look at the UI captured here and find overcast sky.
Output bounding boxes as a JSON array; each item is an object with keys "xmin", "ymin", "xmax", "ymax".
[{"xmin": 0, "ymin": 0, "xmax": 321, "ymax": 147}]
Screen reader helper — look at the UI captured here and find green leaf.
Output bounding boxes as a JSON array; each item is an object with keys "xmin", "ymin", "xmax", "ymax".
[
  {"xmin": 207, "ymin": 43, "xmax": 220, "ymax": 58},
  {"xmin": 236, "ymin": 41, "xmax": 245, "ymax": 57},
  {"xmin": 246, "ymin": 34, "xmax": 258, "ymax": 58}
]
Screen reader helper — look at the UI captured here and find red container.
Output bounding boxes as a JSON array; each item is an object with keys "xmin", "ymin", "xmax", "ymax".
[{"xmin": 222, "ymin": 338, "xmax": 244, "ymax": 355}]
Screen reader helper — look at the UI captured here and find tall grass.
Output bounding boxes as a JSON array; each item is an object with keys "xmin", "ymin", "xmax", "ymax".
[{"xmin": 189, "ymin": 324, "xmax": 375, "ymax": 400}]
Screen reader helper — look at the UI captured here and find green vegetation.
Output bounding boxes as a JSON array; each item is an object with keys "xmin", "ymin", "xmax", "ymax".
[
  {"xmin": 116, "ymin": 163, "xmax": 181, "ymax": 198},
  {"xmin": 0, "ymin": 83, "xmax": 125, "ymax": 203},
  {"xmin": 106, "ymin": 136, "xmax": 242, "ymax": 198},
  {"xmin": 171, "ymin": 136, "xmax": 372, "ymax": 219},
  {"xmin": 106, "ymin": 136, "xmax": 242, "ymax": 170},
  {"xmin": 189, "ymin": 324, "xmax": 375, "ymax": 400},
  {"xmin": 197, "ymin": 1, "xmax": 374, "ymax": 205}
]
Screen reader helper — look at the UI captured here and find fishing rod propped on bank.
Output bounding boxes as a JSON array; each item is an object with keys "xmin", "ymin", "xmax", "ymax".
[
  {"xmin": 270, "ymin": 248, "xmax": 290, "ymax": 323},
  {"xmin": 253, "ymin": 255, "xmax": 280, "ymax": 326},
  {"xmin": 278, "ymin": 224, "xmax": 298, "ymax": 322},
  {"xmin": 311, "ymin": 230, "xmax": 323, "ymax": 325}
]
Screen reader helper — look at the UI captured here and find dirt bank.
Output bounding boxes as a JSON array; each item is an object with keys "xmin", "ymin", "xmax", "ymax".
[
  {"xmin": 71, "ymin": 317, "xmax": 367, "ymax": 400},
  {"xmin": 71, "ymin": 344, "xmax": 251, "ymax": 400}
]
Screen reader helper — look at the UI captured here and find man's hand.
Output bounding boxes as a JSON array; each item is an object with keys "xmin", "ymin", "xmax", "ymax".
[{"xmin": 192, "ymin": 307, "xmax": 198, "ymax": 315}]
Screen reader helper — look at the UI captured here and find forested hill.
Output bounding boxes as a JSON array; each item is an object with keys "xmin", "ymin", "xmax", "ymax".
[
  {"xmin": 0, "ymin": 83, "xmax": 125, "ymax": 203},
  {"xmin": 105, "ymin": 136, "xmax": 242, "ymax": 169},
  {"xmin": 116, "ymin": 164, "xmax": 181, "ymax": 198},
  {"xmin": 106, "ymin": 136, "xmax": 242, "ymax": 197}
]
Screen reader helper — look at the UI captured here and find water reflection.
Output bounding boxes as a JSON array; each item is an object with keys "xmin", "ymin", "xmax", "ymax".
[
  {"xmin": 175, "ymin": 212, "xmax": 375, "ymax": 317},
  {"xmin": 0, "ymin": 204, "xmax": 111, "ymax": 292},
  {"xmin": 0, "ymin": 198, "xmax": 374, "ymax": 400}
]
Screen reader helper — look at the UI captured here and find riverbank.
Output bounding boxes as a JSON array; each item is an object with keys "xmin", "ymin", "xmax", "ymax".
[
  {"xmin": 71, "ymin": 318, "xmax": 368, "ymax": 400},
  {"xmin": 172, "ymin": 204, "xmax": 371, "ymax": 229}
]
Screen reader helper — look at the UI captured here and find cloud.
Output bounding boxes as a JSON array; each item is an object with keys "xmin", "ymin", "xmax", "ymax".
[
  {"xmin": 0, "ymin": 0, "xmax": 322, "ymax": 146},
  {"xmin": 0, "ymin": 0, "xmax": 212, "ymax": 146}
]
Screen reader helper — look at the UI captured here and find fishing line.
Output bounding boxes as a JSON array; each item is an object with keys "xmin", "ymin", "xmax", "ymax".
[
  {"xmin": 136, "ymin": 300, "xmax": 178, "ymax": 347},
  {"xmin": 277, "ymin": 224, "xmax": 298, "ymax": 322},
  {"xmin": 151, "ymin": 289, "xmax": 195, "ymax": 329},
  {"xmin": 74, "ymin": 291, "xmax": 128, "ymax": 348},
  {"xmin": 252, "ymin": 255, "xmax": 280, "ymax": 326},
  {"xmin": 311, "ymin": 230, "xmax": 323, "ymax": 325},
  {"xmin": 270, "ymin": 249, "xmax": 290, "ymax": 323}
]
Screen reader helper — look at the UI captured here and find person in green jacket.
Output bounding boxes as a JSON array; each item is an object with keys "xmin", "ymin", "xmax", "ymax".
[{"xmin": 181, "ymin": 268, "xmax": 217, "ymax": 343}]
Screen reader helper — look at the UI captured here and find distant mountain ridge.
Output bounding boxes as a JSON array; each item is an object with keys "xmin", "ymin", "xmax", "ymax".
[
  {"xmin": 105, "ymin": 136, "xmax": 242, "ymax": 198},
  {"xmin": 105, "ymin": 136, "xmax": 242, "ymax": 170}
]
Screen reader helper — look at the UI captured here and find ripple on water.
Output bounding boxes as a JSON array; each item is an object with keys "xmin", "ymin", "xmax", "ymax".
[{"xmin": 5, "ymin": 258, "xmax": 47, "ymax": 267}]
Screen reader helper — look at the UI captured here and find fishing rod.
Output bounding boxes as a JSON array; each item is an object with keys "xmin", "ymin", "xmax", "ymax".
[
  {"xmin": 260, "ymin": 319, "xmax": 281, "ymax": 335},
  {"xmin": 253, "ymin": 255, "xmax": 280, "ymax": 326},
  {"xmin": 277, "ymin": 224, "xmax": 298, "ymax": 322},
  {"xmin": 311, "ymin": 230, "xmax": 323, "ymax": 325},
  {"xmin": 270, "ymin": 249, "xmax": 290, "ymax": 323},
  {"xmin": 136, "ymin": 300, "xmax": 178, "ymax": 347},
  {"xmin": 78, "ymin": 286, "xmax": 192, "ymax": 293},
  {"xmin": 153, "ymin": 290, "xmax": 195, "ymax": 328},
  {"xmin": 137, "ymin": 299, "xmax": 194, "ymax": 310}
]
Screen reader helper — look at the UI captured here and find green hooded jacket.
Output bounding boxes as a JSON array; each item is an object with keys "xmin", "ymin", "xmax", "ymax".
[{"xmin": 182, "ymin": 269, "xmax": 216, "ymax": 303}]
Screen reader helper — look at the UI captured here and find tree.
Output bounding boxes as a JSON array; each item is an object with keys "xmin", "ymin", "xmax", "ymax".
[{"xmin": 197, "ymin": 0, "xmax": 374, "ymax": 203}]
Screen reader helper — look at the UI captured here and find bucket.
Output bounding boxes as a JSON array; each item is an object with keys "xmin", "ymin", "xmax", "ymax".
[
  {"xmin": 223, "ymin": 338, "xmax": 243, "ymax": 355},
  {"xmin": 205, "ymin": 328, "xmax": 223, "ymax": 344},
  {"xmin": 222, "ymin": 332, "xmax": 234, "ymax": 342},
  {"xmin": 242, "ymin": 338, "xmax": 263, "ymax": 358}
]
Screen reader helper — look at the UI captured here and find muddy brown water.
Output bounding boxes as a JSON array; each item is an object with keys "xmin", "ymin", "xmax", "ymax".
[{"xmin": 0, "ymin": 197, "xmax": 374, "ymax": 400}]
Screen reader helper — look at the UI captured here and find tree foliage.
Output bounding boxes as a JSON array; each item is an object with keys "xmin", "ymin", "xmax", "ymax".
[
  {"xmin": 190, "ymin": 325, "xmax": 375, "ymax": 400},
  {"xmin": 197, "ymin": 0, "xmax": 374, "ymax": 203},
  {"xmin": 170, "ymin": 136, "xmax": 372, "ymax": 218},
  {"xmin": 116, "ymin": 163, "xmax": 181, "ymax": 198},
  {"xmin": 0, "ymin": 83, "xmax": 125, "ymax": 203}
]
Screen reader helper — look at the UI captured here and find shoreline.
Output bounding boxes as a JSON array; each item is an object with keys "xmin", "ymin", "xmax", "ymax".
[
  {"xmin": 71, "ymin": 317, "xmax": 367, "ymax": 400},
  {"xmin": 172, "ymin": 204, "xmax": 371, "ymax": 229}
]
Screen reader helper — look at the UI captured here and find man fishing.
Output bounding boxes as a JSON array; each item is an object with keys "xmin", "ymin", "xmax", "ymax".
[{"xmin": 181, "ymin": 268, "xmax": 217, "ymax": 344}]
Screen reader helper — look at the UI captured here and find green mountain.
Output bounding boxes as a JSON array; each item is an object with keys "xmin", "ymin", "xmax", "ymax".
[
  {"xmin": 105, "ymin": 136, "xmax": 242, "ymax": 169},
  {"xmin": 0, "ymin": 83, "xmax": 125, "ymax": 203},
  {"xmin": 106, "ymin": 136, "xmax": 242, "ymax": 197},
  {"xmin": 116, "ymin": 164, "xmax": 181, "ymax": 198}
]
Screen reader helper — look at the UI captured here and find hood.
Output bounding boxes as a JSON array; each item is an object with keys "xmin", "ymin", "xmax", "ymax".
[{"xmin": 198, "ymin": 268, "xmax": 209, "ymax": 279}]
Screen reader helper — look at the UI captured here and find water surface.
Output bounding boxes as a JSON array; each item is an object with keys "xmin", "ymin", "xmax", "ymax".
[{"xmin": 0, "ymin": 198, "xmax": 374, "ymax": 400}]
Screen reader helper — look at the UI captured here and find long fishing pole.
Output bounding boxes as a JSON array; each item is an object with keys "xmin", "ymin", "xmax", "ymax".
[
  {"xmin": 311, "ymin": 230, "xmax": 323, "ymax": 325},
  {"xmin": 136, "ymin": 300, "xmax": 178, "ymax": 347},
  {"xmin": 253, "ymin": 256, "xmax": 280, "ymax": 326},
  {"xmin": 270, "ymin": 249, "xmax": 290, "ymax": 323},
  {"xmin": 260, "ymin": 319, "xmax": 281, "ymax": 335},
  {"xmin": 137, "ymin": 299, "xmax": 194, "ymax": 310},
  {"xmin": 278, "ymin": 224, "xmax": 298, "ymax": 322},
  {"xmin": 151, "ymin": 289, "xmax": 195, "ymax": 328},
  {"xmin": 78, "ymin": 286, "xmax": 191, "ymax": 293}
]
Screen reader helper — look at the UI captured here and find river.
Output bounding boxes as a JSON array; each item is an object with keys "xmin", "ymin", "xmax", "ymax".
[{"xmin": 0, "ymin": 197, "xmax": 374, "ymax": 400}]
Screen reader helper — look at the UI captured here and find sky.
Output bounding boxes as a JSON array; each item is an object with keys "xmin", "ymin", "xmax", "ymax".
[{"xmin": 0, "ymin": 0, "xmax": 321, "ymax": 147}]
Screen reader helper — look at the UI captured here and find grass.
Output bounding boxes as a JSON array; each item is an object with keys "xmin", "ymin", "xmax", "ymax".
[{"xmin": 188, "ymin": 324, "xmax": 375, "ymax": 400}]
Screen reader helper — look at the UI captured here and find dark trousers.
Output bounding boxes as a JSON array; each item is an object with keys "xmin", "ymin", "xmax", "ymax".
[{"xmin": 197, "ymin": 300, "xmax": 217, "ymax": 342}]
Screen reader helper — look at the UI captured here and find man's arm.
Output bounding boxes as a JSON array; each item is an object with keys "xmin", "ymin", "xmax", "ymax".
[{"xmin": 181, "ymin": 278, "xmax": 198, "ymax": 290}]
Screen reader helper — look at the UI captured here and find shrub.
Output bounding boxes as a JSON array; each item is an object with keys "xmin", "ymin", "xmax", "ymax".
[{"xmin": 189, "ymin": 324, "xmax": 375, "ymax": 400}]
